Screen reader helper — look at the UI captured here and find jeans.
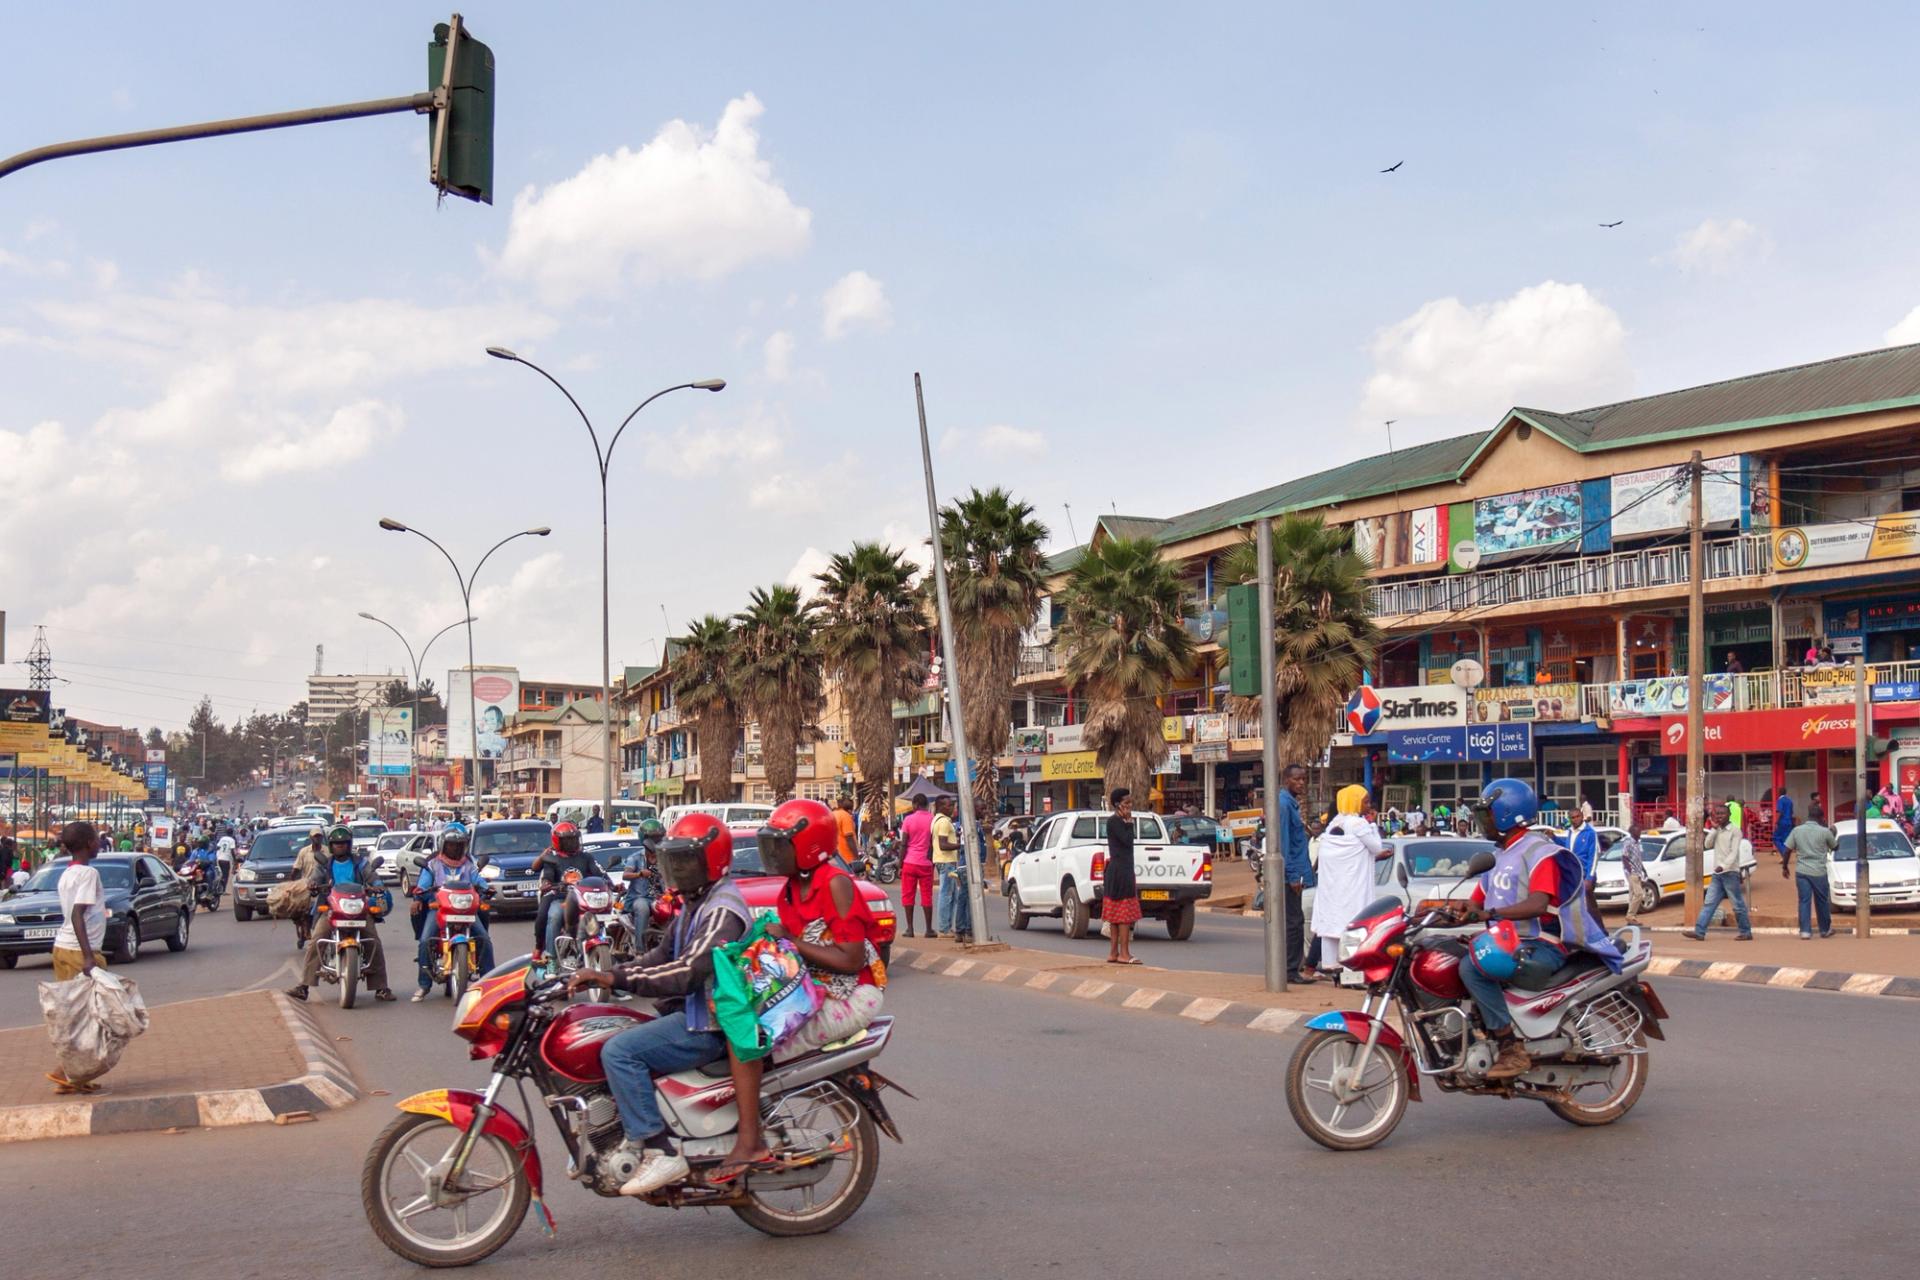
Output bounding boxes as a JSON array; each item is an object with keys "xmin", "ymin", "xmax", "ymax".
[
  {"xmin": 1284, "ymin": 884, "xmax": 1307, "ymax": 978},
  {"xmin": 935, "ymin": 864, "xmax": 968, "ymax": 934},
  {"xmin": 300, "ymin": 923, "xmax": 388, "ymax": 989},
  {"xmin": 536, "ymin": 894, "xmax": 568, "ymax": 953},
  {"xmin": 1458, "ymin": 937, "xmax": 1565, "ymax": 1033},
  {"xmin": 1694, "ymin": 870, "xmax": 1751, "ymax": 935},
  {"xmin": 601, "ymin": 1012, "xmax": 725, "ymax": 1142},
  {"xmin": 1796, "ymin": 874, "xmax": 1832, "ymax": 935},
  {"xmin": 416, "ymin": 915, "xmax": 493, "ymax": 990}
]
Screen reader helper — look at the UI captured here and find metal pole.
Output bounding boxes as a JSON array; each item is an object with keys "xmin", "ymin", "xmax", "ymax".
[
  {"xmin": 914, "ymin": 373, "xmax": 996, "ymax": 947},
  {"xmin": 1683, "ymin": 451, "xmax": 1706, "ymax": 925},
  {"xmin": 1855, "ymin": 655, "xmax": 1871, "ymax": 938},
  {"xmin": 1258, "ymin": 517, "xmax": 1287, "ymax": 993},
  {"xmin": 601, "ymin": 476, "xmax": 614, "ymax": 823}
]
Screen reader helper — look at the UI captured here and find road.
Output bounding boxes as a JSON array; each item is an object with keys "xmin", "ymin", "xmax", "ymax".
[
  {"xmin": 992, "ymin": 892, "xmax": 1279, "ymax": 973},
  {"xmin": 7, "ymin": 901, "xmax": 1916, "ymax": 1279}
]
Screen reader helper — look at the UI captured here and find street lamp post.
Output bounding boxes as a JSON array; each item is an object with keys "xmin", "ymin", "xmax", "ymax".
[
  {"xmin": 358, "ymin": 612, "xmax": 473, "ymax": 803},
  {"xmin": 378, "ymin": 518, "xmax": 551, "ymax": 818},
  {"xmin": 486, "ymin": 346, "xmax": 724, "ymax": 826}
]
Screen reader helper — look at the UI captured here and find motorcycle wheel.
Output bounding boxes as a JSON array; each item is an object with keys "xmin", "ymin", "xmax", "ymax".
[
  {"xmin": 1284, "ymin": 1028, "xmax": 1409, "ymax": 1151},
  {"xmin": 339, "ymin": 945, "xmax": 361, "ymax": 1010},
  {"xmin": 448, "ymin": 948, "xmax": 471, "ymax": 1004},
  {"xmin": 362, "ymin": 1111, "xmax": 529, "ymax": 1268},
  {"xmin": 1547, "ymin": 1030, "xmax": 1649, "ymax": 1126},
  {"xmin": 732, "ymin": 1084, "xmax": 879, "ymax": 1237},
  {"xmin": 876, "ymin": 861, "xmax": 899, "ymax": 885}
]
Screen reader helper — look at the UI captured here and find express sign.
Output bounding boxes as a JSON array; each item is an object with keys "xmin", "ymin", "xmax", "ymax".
[{"xmin": 1659, "ymin": 706, "xmax": 1859, "ymax": 755}]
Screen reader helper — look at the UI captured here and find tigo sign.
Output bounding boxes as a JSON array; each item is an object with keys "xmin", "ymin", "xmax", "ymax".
[
  {"xmin": 1347, "ymin": 684, "xmax": 1468, "ymax": 735},
  {"xmin": 1659, "ymin": 706, "xmax": 1859, "ymax": 754}
]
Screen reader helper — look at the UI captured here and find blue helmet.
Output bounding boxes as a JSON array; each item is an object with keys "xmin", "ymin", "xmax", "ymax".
[
  {"xmin": 437, "ymin": 821, "xmax": 470, "ymax": 856},
  {"xmin": 1468, "ymin": 919, "xmax": 1522, "ymax": 980},
  {"xmin": 1473, "ymin": 778, "xmax": 1538, "ymax": 840}
]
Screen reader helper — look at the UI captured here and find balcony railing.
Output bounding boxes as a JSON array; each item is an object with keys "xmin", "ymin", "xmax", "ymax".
[
  {"xmin": 499, "ymin": 754, "xmax": 561, "ymax": 773},
  {"xmin": 1372, "ymin": 533, "xmax": 1772, "ymax": 619},
  {"xmin": 1587, "ymin": 661, "xmax": 1920, "ymax": 718}
]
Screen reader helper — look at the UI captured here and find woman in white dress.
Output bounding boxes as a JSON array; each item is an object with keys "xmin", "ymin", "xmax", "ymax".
[{"xmin": 1311, "ymin": 785, "xmax": 1390, "ymax": 977}]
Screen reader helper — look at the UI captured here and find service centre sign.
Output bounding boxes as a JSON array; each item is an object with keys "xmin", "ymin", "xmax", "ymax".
[
  {"xmin": 1345, "ymin": 684, "xmax": 1469, "ymax": 735},
  {"xmin": 1659, "ymin": 706, "xmax": 1859, "ymax": 755}
]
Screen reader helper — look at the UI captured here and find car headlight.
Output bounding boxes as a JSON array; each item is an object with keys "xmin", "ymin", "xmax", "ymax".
[
  {"xmin": 238, "ymin": 867, "xmax": 258, "ymax": 882},
  {"xmin": 0, "ymin": 913, "xmax": 13, "ymax": 924},
  {"xmin": 480, "ymin": 864, "xmax": 502, "ymax": 880}
]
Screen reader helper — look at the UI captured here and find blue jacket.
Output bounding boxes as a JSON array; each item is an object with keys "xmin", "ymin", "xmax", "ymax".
[
  {"xmin": 414, "ymin": 854, "xmax": 483, "ymax": 897},
  {"xmin": 1276, "ymin": 790, "xmax": 1315, "ymax": 888},
  {"xmin": 1772, "ymin": 796, "xmax": 1795, "ymax": 854},
  {"xmin": 1570, "ymin": 825, "xmax": 1599, "ymax": 879}
]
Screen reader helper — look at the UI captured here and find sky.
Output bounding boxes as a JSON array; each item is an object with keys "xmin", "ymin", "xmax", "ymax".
[{"xmin": 7, "ymin": 2, "xmax": 1920, "ymax": 732}]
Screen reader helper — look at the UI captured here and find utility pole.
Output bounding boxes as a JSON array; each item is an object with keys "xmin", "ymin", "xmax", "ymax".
[
  {"xmin": 1854, "ymin": 655, "xmax": 1872, "ymax": 938},
  {"xmin": 1258, "ymin": 516, "xmax": 1287, "ymax": 993},
  {"xmin": 1683, "ymin": 451, "xmax": 1706, "ymax": 926}
]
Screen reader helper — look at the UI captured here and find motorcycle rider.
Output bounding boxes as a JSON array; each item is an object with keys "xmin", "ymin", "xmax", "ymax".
[
  {"xmin": 287, "ymin": 824, "xmax": 394, "ymax": 1003},
  {"xmin": 566, "ymin": 813, "xmax": 751, "ymax": 1196},
  {"xmin": 185, "ymin": 837, "xmax": 221, "ymax": 899},
  {"xmin": 621, "ymin": 818, "xmax": 667, "ymax": 927},
  {"xmin": 531, "ymin": 820, "xmax": 605, "ymax": 961},
  {"xmin": 214, "ymin": 829, "xmax": 237, "ymax": 895},
  {"xmin": 409, "ymin": 822, "xmax": 494, "ymax": 1002},
  {"xmin": 1449, "ymin": 779, "xmax": 1623, "ymax": 1080}
]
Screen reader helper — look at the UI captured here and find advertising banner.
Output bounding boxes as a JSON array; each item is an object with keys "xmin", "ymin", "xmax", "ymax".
[
  {"xmin": 1040, "ymin": 750, "xmax": 1101, "ymax": 781},
  {"xmin": 1192, "ymin": 742, "xmax": 1230, "ymax": 763},
  {"xmin": 1771, "ymin": 513, "xmax": 1920, "ymax": 572},
  {"xmin": 1465, "ymin": 722, "xmax": 1534, "ymax": 761},
  {"xmin": 1161, "ymin": 716, "xmax": 1186, "ymax": 743},
  {"xmin": 1010, "ymin": 726, "xmax": 1048, "ymax": 754},
  {"xmin": 1472, "ymin": 683, "xmax": 1580, "ymax": 723},
  {"xmin": 1610, "ymin": 456, "xmax": 1740, "ymax": 538},
  {"xmin": 144, "ymin": 763, "xmax": 167, "ymax": 796},
  {"xmin": 1408, "ymin": 506, "xmax": 1441, "ymax": 566},
  {"xmin": 1154, "ymin": 746, "xmax": 1183, "ymax": 775},
  {"xmin": 1472, "ymin": 483, "xmax": 1583, "ymax": 557},
  {"xmin": 1345, "ymin": 684, "xmax": 1469, "ymax": 735},
  {"xmin": 1194, "ymin": 712, "xmax": 1229, "ymax": 744},
  {"xmin": 1658, "ymin": 706, "xmax": 1859, "ymax": 754},
  {"xmin": 447, "ymin": 666, "xmax": 520, "ymax": 761},
  {"xmin": 1386, "ymin": 727, "xmax": 1468, "ymax": 763},
  {"xmin": 0, "ymin": 688, "xmax": 50, "ymax": 751},
  {"xmin": 1044, "ymin": 723, "xmax": 1086, "ymax": 754},
  {"xmin": 368, "ymin": 707, "xmax": 414, "ymax": 776},
  {"xmin": 1609, "ymin": 675, "xmax": 1734, "ymax": 717}
]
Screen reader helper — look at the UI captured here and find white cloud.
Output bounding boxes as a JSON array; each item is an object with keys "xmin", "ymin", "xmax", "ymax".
[
  {"xmin": 763, "ymin": 329, "xmax": 794, "ymax": 381},
  {"xmin": 1360, "ymin": 280, "xmax": 1632, "ymax": 421},
  {"xmin": 1660, "ymin": 217, "xmax": 1769, "ymax": 274},
  {"xmin": 496, "ymin": 93, "xmax": 811, "ymax": 303},
  {"xmin": 1886, "ymin": 307, "xmax": 1920, "ymax": 346},
  {"xmin": 783, "ymin": 547, "xmax": 832, "ymax": 601},
  {"xmin": 940, "ymin": 422, "xmax": 1047, "ymax": 458},
  {"xmin": 821, "ymin": 270, "xmax": 892, "ymax": 339},
  {"xmin": 221, "ymin": 399, "xmax": 403, "ymax": 482},
  {"xmin": 638, "ymin": 402, "xmax": 785, "ymax": 476}
]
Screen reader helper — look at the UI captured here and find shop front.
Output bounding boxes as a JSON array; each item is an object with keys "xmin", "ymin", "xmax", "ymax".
[
  {"xmin": 1632, "ymin": 703, "xmax": 1886, "ymax": 827},
  {"xmin": 1821, "ymin": 593, "xmax": 1920, "ymax": 663}
]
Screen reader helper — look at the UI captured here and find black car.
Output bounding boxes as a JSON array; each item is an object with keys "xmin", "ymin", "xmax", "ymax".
[
  {"xmin": 471, "ymin": 820, "xmax": 554, "ymax": 916},
  {"xmin": 0, "ymin": 854, "xmax": 194, "ymax": 966},
  {"xmin": 232, "ymin": 823, "xmax": 323, "ymax": 921}
]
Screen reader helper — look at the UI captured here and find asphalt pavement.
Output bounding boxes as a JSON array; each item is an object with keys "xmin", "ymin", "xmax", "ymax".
[
  {"xmin": 991, "ymin": 893, "xmax": 1279, "ymax": 973},
  {"xmin": 7, "ymin": 897, "xmax": 1917, "ymax": 1279}
]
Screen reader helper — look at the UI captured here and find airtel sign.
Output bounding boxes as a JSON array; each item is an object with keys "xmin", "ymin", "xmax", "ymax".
[{"xmin": 1658, "ymin": 706, "xmax": 1859, "ymax": 755}]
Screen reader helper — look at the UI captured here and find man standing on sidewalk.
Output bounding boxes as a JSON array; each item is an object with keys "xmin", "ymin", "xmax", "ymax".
[
  {"xmin": 1278, "ymin": 763, "xmax": 1317, "ymax": 983},
  {"xmin": 1683, "ymin": 804, "xmax": 1753, "ymax": 941},
  {"xmin": 1784, "ymin": 804, "xmax": 1837, "ymax": 939},
  {"xmin": 898, "ymin": 794, "xmax": 935, "ymax": 939},
  {"xmin": 932, "ymin": 795, "xmax": 964, "ymax": 938},
  {"xmin": 50, "ymin": 822, "xmax": 105, "ymax": 983}
]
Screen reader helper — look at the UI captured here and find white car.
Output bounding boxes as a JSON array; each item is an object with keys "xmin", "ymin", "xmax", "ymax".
[
  {"xmin": 348, "ymin": 819, "xmax": 389, "ymax": 858},
  {"xmin": 371, "ymin": 830, "xmax": 435, "ymax": 886},
  {"xmin": 1592, "ymin": 831, "xmax": 1693, "ymax": 911},
  {"xmin": 1829, "ymin": 819, "xmax": 1920, "ymax": 910},
  {"xmin": 1005, "ymin": 809, "xmax": 1213, "ymax": 940},
  {"xmin": 660, "ymin": 802, "xmax": 774, "ymax": 834}
]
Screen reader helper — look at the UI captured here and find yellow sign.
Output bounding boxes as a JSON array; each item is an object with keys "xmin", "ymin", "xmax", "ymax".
[
  {"xmin": 1160, "ymin": 716, "xmax": 1185, "ymax": 743},
  {"xmin": 1041, "ymin": 750, "xmax": 1102, "ymax": 781},
  {"xmin": 1772, "ymin": 514, "xmax": 1920, "ymax": 571}
]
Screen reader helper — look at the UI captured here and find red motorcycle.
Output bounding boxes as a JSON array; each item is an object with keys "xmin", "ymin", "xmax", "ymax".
[
  {"xmin": 427, "ymin": 884, "xmax": 488, "ymax": 1001},
  {"xmin": 315, "ymin": 885, "xmax": 383, "ymax": 1009},
  {"xmin": 362, "ymin": 963, "xmax": 905, "ymax": 1267},
  {"xmin": 1285, "ymin": 851, "xmax": 1667, "ymax": 1150}
]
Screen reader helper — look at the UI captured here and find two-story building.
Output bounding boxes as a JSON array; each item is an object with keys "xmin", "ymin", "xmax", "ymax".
[{"xmin": 498, "ymin": 699, "xmax": 607, "ymax": 816}]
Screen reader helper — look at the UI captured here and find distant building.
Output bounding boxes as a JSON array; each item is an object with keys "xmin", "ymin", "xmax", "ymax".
[{"xmin": 307, "ymin": 673, "xmax": 397, "ymax": 726}]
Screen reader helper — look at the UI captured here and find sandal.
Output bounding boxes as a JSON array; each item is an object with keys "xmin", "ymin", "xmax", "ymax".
[{"xmin": 1117, "ymin": 956, "xmax": 1143, "ymax": 965}]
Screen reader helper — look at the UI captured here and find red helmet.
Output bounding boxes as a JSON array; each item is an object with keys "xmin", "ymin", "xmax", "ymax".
[
  {"xmin": 761, "ymin": 798, "xmax": 837, "ymax": 877},
  {"xmin": 658, "ymin": 812, "xmax": 732, "ymax": 894},
  {"xmin": 551, "ymin": 821, "xmax": 582, "ymax": 855}
]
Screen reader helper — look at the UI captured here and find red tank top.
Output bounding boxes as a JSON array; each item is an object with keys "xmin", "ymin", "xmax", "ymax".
[{"xmin": 776, "ymin": 864, "xmax": 883, "ymax": 987}]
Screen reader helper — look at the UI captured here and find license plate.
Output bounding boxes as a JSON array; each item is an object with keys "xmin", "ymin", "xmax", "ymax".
[
  {"xmin": 334, "ymin": 919, "xmax": 366, "ymax": 928},
  {"xmin": 1140, "ymin": 890, "xmax": 1171, "ymax": 902},
  {"xmin": 24, "ymin": 927, "xmax": 56, "ymax": 940},
  {"xmin": 444, "ymin": 914, "xmax": 477, "ymax": 924}
]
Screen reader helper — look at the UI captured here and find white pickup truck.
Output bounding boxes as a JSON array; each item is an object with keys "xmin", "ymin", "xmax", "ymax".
[{"xmin": 1004, "ymin": 809, "xmax": 1214, "ymax": 940}]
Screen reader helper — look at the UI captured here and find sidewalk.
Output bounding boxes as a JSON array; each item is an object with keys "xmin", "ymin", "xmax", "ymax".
[{"xmin": 0, "ymin": 991, "xmax": 359, "ymax": 1142}]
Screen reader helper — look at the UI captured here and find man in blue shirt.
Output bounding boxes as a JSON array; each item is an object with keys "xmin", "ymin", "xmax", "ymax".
[
  {"xmin": 1276, "ymin": 763, "xmax": 1317, "ymax": 984},
  {"xmin": 1568, "ymin": 807, "xmax": 1600, "ymax": 883}
]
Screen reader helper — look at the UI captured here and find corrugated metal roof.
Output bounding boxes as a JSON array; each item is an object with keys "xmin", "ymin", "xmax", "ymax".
[
  {"xmin": 1044, "ymin": 544, "xmax": 1087, "ymax": 574},
  {"xmin": 1096, "ymin": 515, "xmax": 1173, "ymax": 542}
]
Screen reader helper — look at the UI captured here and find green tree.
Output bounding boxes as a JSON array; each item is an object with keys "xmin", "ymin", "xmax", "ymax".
[
  {"xmin": 1219, "ymin": 514, "xmax": 1382, "ymax": 763},
  {"xmin": 813, "ymin": 542, "xmax": 929, "ymax": 829},
  {"xmin": 734, "ymin": 585, "xmax": 824, "ymax": 802},
  {"xmin": 673, "ymin": 615, "xmax": 742, "ymax": 804},
  {"xmin": 1057, "ymin": 536, "xmax": 1196, "ymax": 801},
  {"xmin": 937, "ymin": 487, "xmax": 1049, "ymax": 814}
]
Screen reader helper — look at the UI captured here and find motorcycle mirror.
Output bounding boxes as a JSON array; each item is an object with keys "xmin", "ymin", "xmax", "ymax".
[
  {"xmin": 1395, "ymin": 861, "xmax": 1409, "ymax": 889},
  {"xmin": 475, "ymin": 854, "xmax": 491, "ymax": 869},
  {"xmin": 1466, "ymin": 851, "xmax": 1497, "ymax": 876}
]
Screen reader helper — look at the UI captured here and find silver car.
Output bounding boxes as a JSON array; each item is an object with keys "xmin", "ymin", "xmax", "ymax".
[{"xmin": 1303, "ymin": 834, "xmax": 1496, "ymax": 925}]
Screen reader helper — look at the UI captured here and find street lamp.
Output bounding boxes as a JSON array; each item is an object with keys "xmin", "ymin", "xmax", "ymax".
[
  {"xmin": 378, "ymin": 517, "xmax": 551, "ymax": 816},
  {"xmin": 357, "ymin": 611, "xmax": 474, "ymax": 802},
  {"xmin": 486, "ymin": 345, "xmax": 725, "ymax": 822}
]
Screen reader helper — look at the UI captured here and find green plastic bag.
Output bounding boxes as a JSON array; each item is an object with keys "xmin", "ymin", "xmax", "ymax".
[{"xmin": 710, "ymin": 915, "xmax": 823, "ymax": 1062}]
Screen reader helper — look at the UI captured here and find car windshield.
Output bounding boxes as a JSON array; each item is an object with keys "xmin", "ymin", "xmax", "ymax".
[
  {"xmin": 350, "ymin": 823, "xmax": 386, "ymax": 839},
  {"xmin": 730, "ymin": 833, "xmax": 765, "ymax": 876},
  {"xmin": 1599, "ymin": 835, "xmax": 1661, "ymax": 862},
  {"xmin": 1398, "ymin": 839, "xmax": 1496, "ymax": 879},
  {"xmin": 725, "ymin": 806, "xmax": 773, "ymax": 826},
  {"xmin": 375, "ymin": 834, "xmax": 413, "ymax": 850},
  {"xmin": 473, "ymin": 825, "xmax": 551, "ymax": 858},
  {"xmin": 27, "ymin": 861, "xmax": 133, "ymax": 891},
  {"xmin": 1835, "ymin": 831, "xmax": 1917, "ymax": 861},
  {"xmin": 248, "ymin": 827, "xmax": 319, "ymax": 861}
]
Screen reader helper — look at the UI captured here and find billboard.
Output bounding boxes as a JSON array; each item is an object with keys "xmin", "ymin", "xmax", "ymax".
[
  {"xmin": 1344, "ymin": 684, "xmax": 1469, "ymax": 735},
  {"xmin": 447, "ymin": 666, "xmax": 520, "ymax": 761},
  {"xmin": 1610, "ymin": 456, "xmax": 1741, "ymax": 538},
  {"xmin": 1772, "ymin": 513, "xmax": 1920, "ymax": 572},
  {"xmin": 1472, "ymin": 483, "xmax": 1583, "ymax": 557},
  {"xmin": 1609, "ymin": 675, "xmax": 1734, "ymax": 717},
  {"xmin": 368, "ymin": 706, "xmax": 414, "ymax": 776}
]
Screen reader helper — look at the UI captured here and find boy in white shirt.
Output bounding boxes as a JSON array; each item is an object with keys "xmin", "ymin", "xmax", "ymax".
[{"xmin": 48, "ymin": 821, "xmax": 109, "ymax": 1095}]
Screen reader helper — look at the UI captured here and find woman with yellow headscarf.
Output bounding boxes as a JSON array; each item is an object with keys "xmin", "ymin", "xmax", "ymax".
[{"xmin": 1310, "ymin": 785, "xmax": 1389, "ymax": 978}]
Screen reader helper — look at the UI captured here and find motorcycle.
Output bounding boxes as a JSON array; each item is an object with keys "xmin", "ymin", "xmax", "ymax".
[
  {"xmin": 853, "ymin": 837, "xmax": 901, "ymax": 885},
  {"xmin": 548, "ymin": 873, "xmax": 636, "ymax": 977},
  {"xmin": 362, "ymin": 963, "xmax": 906, "ymax": 1267},
  {"xmin": 314, "ymin": 884, "xmax": 388, "ymax": 1010},
  {"xmin": 425, "ymin": 883, "xmax": 489, "ymax": 1002},
  {"xmin": 181, "ymin": 861, "xmax": 221, "ymax": 912},
  {"xmin": 1285, "ymin": 851, "xmax": 1666, "ymax": 1151}
]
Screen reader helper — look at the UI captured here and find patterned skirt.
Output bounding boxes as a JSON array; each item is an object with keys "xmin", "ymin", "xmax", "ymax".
[{"xmin": 1101, "ymin": 895, "xmax": 1142, "ymax": 924}]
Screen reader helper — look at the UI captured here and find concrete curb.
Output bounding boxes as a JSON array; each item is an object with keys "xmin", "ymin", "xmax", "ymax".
[
  {"xmin": 0, "ymin": 993, "xmax": 361, "ymax": 1144},
  {"xmin": 1638, "ymin": 924, "xmax": 1920, "ymax": 936},
  {"xmin": 1642, "ymin": 953, "xmax": 1920, "ymax": 999},
  {"xmin": 895, "ymin": 946, "xmax": 1316, "ymax": 1037}
]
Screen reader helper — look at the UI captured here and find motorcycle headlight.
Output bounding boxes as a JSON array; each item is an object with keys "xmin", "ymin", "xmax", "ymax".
[
  {"xmin": 480, "ymin": 864, "xmax": 502, "ymax": 880},
  {"xmin": 238, "ymin": 867, "xmax": 258, "ymax": 882},
  {"xmin": 336, "ymin": 896, "xmax": 366, "ymax": 914},
  {"xmin": 454, "ymin": 987, "xmax": 483, "ymax": 1027},
  {"xmin": 1340, "ymin": 926, "xmax": 1367, "ymax": 960}
]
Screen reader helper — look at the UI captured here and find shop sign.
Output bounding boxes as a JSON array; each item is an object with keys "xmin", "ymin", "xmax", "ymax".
[
  {"xmin": 1194, "ymin": 712, "xmax": 1229, "ymax": 744},
  {"xmin": 1772, "ymin": 513, "xmax": 1920, "ymax": 572},
  {"xmin": 1472, "ymin": 683, "xmax": 1579, "ymax": 723},
  {"xmin": 1045, "ymin": 723, "xmax": 1085, "ymax": 753},
  {"xmin": 1658, "ymin": 706, "xmax": 1859, "ymax": 755},
  {"xmin": 1192, "ymin": 742, "xmax": 1230, "ymax": 763},
  {"xmin": 1041, "ymin": 750, "xmax": 1101, "ymax": 781},
  {"xmin": 1160, "ymin": 716, "xmax": 1186, "ymax": 743},
  {"xmin": 1154, "ymin": 746, "xmax": 1183, "ymax": 775},
  {"xmin": 1802, "ymin": 666, "xmax": 1863, "ymax": 705},
  {"xmin": 1465, "ymin": 722, "xmax": 1534, "ymax": 761},
  {"xmin": 1472, "ymin": 482, "xmax": 1583, "ymax": 556},
  {"xmin": 1007, "ymin": 755, "xmax": 1044, "ymax": 782},
  {"xmin": 1873, "ymin": 682, "xmax": 1920, "ymax": 704},
  {"xmin": 1609, "ymin": 674, "xmax": 1734, "ymax": 717},
  {"xmin": 1009, "ymin": 726, "xmax": 1048, "ymax": 754},
  {"xmin": 1611, "ymin": 456, "xmax": 1740, "ymax": 539},
  {"xmin": 1345, "ymin": 684, "xmax": 1469, "ymax": 735},
  {"xmin": 1386, "ymin": 727, "xmax": 1468, "ymax": 763}
]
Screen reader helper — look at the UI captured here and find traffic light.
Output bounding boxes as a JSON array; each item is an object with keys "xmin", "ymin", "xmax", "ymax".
[
  {"xmin": 428, "ymin": 16, "xmax": 495, "ymax": 203},
  {"xmin": 1226, "ymin": 583, "xmax": 1260, "ymax": 697}
]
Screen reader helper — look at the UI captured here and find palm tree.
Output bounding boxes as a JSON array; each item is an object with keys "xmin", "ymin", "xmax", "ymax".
[
  {"xmin": 1219, "ymin": 513, "xmax": 1381, "ymax": 763},
  {"xmin": 673, "ymin": 615, "xmax": 741, "ymax": 804},
  {"xmin": 938, "ymin": 487, "xmax": 1049, "ymax": 813},
  {"xmin": 812, "ymin": 542, "xmax": 929, "ymax": 831},
  {"xmin": 734, "ymin": 584, "xmax": 824, "ymax": 801},
  {"xmin": 1057, "ymin": 536, "xmax": 1196, "ymax": 801}
]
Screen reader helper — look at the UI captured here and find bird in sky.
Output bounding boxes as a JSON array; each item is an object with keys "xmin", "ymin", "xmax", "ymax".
[
  {"xmin": 1379, "ymin": 160, "xmax": 1403, "ymax": 173},
  {"xmin": 1599, "ymin": 220, "xmax": 1624, "ymax": 228}
]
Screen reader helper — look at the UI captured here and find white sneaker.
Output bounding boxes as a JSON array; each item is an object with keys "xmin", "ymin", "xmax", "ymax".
[{"xmin": 619, "ymin": 1149, "xmax": 689, "ymax": 1196}]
